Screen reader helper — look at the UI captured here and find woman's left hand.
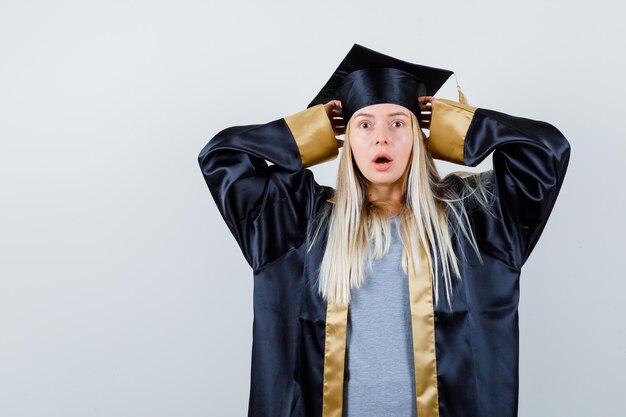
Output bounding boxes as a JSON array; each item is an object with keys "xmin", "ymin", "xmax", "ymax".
[
  {"xmin": 418, "ymin": 96, "xmax": 437, "ymax": 148},
  {"xmin": 418, "ymin": 96, "xmax": 436, "ymax": 129}
]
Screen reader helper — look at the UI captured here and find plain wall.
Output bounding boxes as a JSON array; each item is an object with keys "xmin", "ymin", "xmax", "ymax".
[{"xmin": 1, "ymin": 0, "xmax": 624, "ymax": 416}]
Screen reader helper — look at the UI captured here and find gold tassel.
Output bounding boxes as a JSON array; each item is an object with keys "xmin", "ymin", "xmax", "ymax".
[{"xmin": 453, "ymin": 73, "xmax": 469, "ymax": 105}]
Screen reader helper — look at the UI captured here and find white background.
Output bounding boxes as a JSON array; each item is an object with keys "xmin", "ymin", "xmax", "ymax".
[{"xmin": 1, "ymin": 1, "xmax": 624, "ymax": 416}]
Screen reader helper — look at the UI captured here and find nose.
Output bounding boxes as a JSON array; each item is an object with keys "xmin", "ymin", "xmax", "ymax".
[
  {"xmin": 375, "ymin": 137, "xmax": 389, "ymax": 145},
  {"xmin": 373, "ymin": 124, "xmax": 391, "ymax": 145}
]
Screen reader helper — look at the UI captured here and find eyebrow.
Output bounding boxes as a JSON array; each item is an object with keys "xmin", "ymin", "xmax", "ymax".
[{"xmin": 354, "ymin": 111, "xmax": 409, "ymax": 119}]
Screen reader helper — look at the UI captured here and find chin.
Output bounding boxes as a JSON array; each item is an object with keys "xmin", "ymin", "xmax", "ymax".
[{"xmin": 364, "ymin": 173, "xmax": 403, "ymax": 185}]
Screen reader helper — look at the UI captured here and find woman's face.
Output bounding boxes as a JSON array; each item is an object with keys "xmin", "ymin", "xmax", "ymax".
[{"xmin": 348, "ymin": 102, "xmax": 414, "ymax": 188}]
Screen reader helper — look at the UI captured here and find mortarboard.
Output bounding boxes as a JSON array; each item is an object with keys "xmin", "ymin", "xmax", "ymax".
[{"xmin": 307, "ymin": 43, "xmax": 454, "ymax": 123}]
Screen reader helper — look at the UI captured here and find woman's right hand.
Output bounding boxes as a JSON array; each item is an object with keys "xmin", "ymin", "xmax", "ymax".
[{"xmin": 323, "ymin": 100, "xmax": 345, "ymax": 148}]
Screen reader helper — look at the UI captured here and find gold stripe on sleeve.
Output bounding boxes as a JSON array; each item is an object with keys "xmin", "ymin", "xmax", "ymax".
[
  {"xmin": 428, "ymin": 98, "xmax": 477, "ymax": 165},
  {"xmin": 284, "ymin": 103, "xmax": 338, "ymax": 168}
]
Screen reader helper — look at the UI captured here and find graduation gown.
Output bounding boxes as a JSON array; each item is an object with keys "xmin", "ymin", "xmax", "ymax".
[{"xmin": 197, "ymin": 98, "xmax": 571, "ymax": 417}]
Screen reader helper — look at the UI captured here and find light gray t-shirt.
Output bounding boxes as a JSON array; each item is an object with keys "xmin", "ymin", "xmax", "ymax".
[{"xmin": 343, "ymin": 214, "xmax": 417, "ymax": 417}]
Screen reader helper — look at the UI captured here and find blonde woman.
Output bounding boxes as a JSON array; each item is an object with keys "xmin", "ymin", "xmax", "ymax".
[{"xmin": 198, "ymin": 44, "xmax": 570, "ymax": 417}]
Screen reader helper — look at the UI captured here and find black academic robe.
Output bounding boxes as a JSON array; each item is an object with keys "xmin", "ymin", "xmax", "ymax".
[{"xmin": 197, "ymin": 98, "xmax": 571, "ymax": 417}]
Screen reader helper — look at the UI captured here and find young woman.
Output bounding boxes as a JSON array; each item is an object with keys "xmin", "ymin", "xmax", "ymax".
[{"xmin": 198, "ymin": 44, "xmax": 571, "ymax": 417}]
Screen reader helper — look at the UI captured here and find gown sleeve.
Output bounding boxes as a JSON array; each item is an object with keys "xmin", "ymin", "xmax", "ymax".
[
  {"xmin": 197, "ymin": 103, "xmax": 338, "ymax": 270},
  {"xmin": 428, "ymin": 98, "xmax": 571, "ymax": 270}
]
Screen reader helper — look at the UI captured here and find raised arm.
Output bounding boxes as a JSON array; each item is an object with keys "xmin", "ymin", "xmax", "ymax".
[
  {"xmin": 427, "ymin": 98, "xmax": 571, "ymax": 269},
  {"xmin": 198, "ymin": 104, "xmax": 338, "ymax": 270}
]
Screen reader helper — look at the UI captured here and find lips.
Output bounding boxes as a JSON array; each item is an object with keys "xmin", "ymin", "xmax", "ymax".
[
  {"xmin": 372, "ymin": 152, "xmax": 393, "ymax": 164},
  {"xmin": 372, "ymin": 151, "xmax": 394, "ymax": 171}
]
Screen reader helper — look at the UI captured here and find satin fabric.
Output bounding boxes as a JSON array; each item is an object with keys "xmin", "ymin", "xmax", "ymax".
[
  {"xmin": 285, "ymin": 105, "xmax": 338, "ymax": 168},
  {"xmin": 405, "ymin": 235, "xmax": 440, "ymax": 417},
  {"xmin": 428, "ymin": 98, "xmax": 477, "ymax": 164},
  {"xmin": 197, "ymin": 102, "xmax": 570, "ymax": 417},
  {"xmin": 307, "ymin": 44, "xmax": 453, "ymax": 121},
  {"xmin": 322, "ymin": 300, "xmax": 348, "ymax": 417},
  {"xmin": 336, "ymin": 67, "xmax": 427, "ymax": 122}
]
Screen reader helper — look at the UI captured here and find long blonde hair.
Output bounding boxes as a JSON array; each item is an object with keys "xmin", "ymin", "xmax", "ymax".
[{"xmin": 306, "ymin": 110, "xmax": 495, "ymax": 309}]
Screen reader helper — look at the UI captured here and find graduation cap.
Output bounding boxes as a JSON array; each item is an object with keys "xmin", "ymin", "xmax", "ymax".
[{"xmin": 307, "ymin": 43, "xmax": 454, "ymax": 123}]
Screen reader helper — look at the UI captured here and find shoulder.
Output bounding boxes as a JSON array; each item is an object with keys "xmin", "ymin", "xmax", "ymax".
[{"xmin": 439, "ymin": 171, "xmax": 497, "ymax": 223}]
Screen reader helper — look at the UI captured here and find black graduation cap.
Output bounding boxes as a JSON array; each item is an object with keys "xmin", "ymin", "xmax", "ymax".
[{"xmin": 307, "ymin": 43, "xmax": 454, "ymax": 123}]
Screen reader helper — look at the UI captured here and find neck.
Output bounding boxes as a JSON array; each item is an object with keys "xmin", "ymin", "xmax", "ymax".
[{"xmin": 365, "ymin": 183, "xmax": 405, "ymax": 218}]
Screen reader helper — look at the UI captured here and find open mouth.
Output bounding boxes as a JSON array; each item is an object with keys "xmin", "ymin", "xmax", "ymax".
[{"xmin": 372, "ymin": 153, "xmax": 393, "ymax": 171}]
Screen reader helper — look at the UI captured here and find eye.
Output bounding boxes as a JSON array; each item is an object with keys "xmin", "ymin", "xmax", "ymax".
[
  {"xmin": 392, "ymin": 120, "xmax": 405, "ymax": 128},
  {"xmin": 359, "ymin": 121, "xmax": 371, "ymax": 128}
]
